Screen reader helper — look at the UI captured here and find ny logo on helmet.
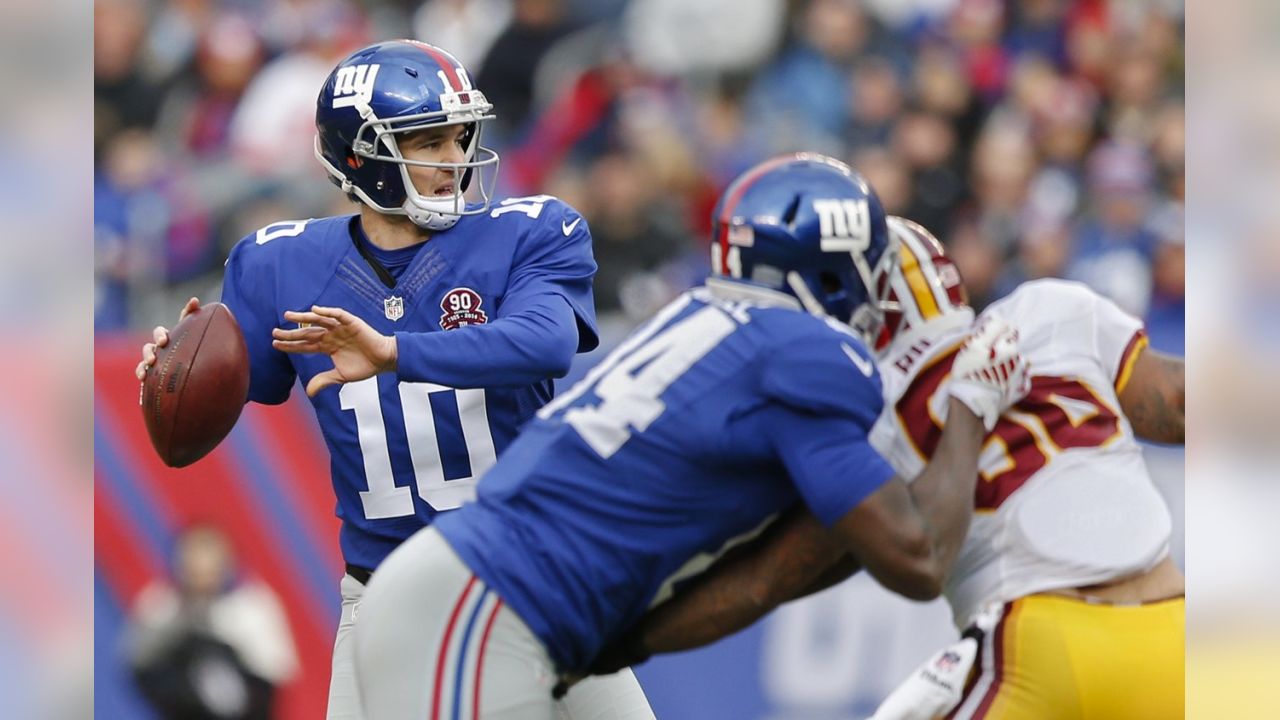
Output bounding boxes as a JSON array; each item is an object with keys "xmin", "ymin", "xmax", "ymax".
[
  {"xmin": 814, "ymin": 198, "xmax": 871, "ymax": 255},
  {"xmin": 333, "ymin": 64, "xmax": 381, "ymax": 110}
]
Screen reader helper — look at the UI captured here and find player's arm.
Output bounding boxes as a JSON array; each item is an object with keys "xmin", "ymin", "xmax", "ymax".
[
  {"xmin": 662, "ymin": 394, "xmax": 985, "ymax": 637},
  {"xmin": 1118, "ymin": 345, "xmax": 1184, "ymax": 444},
  {"xmin": 392, "ymin": 203, "xmax": 598, "ymax": 388},
  {"xmin": 807, "ymin": 397, "xmax": 988, "ymax": 602},
  {"xmin": 799, "ymin": 318, "xmax": 1025, "ymax": 599},
  {"xmin": 634, "ymin": 505, "xmax": 852, "ymax": 658},
  {"xmin": 1075, "ymin": 283, "xmax": 1184, "ymax": 444},
  {"xmin": 273, "ymin": 206, "xmax": 599, "ymax": 395},
  {"xmin": 138, "ymin": 237, "xmax": 296, "ymax": 405},
  {"xmin": 277, "ymin": 284, "xmax": 585, "ymax": 395},
  {"xmin": 573, "ymin": 320, "xmax": 1026, "ymax": 679},
  {"xmin": 391, "ymin": 292, "xmax": 582, "ymax": 387},
  {"xmin": 572, "ymin": 397, "xmax": 986, "ymax": 685}
]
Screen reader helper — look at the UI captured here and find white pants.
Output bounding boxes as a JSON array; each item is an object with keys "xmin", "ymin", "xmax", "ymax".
[
  {"xmin": 342, "ymin": 527, "xmax": 654, "ymax": 720},
  {"xmin": 326, "ymin": 573, "xmax": 368, "ymax": 719}
]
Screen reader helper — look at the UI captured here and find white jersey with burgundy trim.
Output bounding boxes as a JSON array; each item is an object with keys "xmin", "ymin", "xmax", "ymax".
[{"xmin": 869, "ymin": 279, "xmax": 1170, "ymax": 626}]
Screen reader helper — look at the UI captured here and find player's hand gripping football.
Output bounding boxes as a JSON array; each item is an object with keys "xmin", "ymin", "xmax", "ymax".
[
  {"xmin": 135, "ymin": 297, "xmax": 201, "ymax": 384},
  {"xmin": 272, "ymin": 306, "xmax": 398, "ymax": 396},
  {"xmin": 947, "ymin": 317, "xmax": 1031, "ymax": 431}
]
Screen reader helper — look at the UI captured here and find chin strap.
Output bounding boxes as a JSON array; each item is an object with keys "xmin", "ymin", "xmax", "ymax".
[
  {"xmin": 785, "ymin": 272, "xmax": 829, "ymax": 319},
  {"xmin": 403, "ymin": 203, "xmax": 461, "ymax": 231}
]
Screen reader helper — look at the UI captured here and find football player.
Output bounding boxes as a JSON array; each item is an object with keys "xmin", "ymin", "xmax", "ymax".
[
  {"xmin": 581, "ymin": 216, "xmax": 1185, "ymax": 720},
  {"xmin": 135, "ymin": 40, "xmax": 653, "ymax": 720},
  {"xmin": 337, "ymin": 155, "xmax": 1031, "ymax": 719}
]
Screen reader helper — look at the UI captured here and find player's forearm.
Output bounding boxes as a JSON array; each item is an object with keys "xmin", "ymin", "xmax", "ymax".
[
  {"xmin": 909, "ymin": 398, "xmax": 985, "ymax": 575},
  {"xmin": 394, "ymin": 296, "xmax": 577, "ymax": 387},
  {"xmin": 1119, "ymin": 350, "xmax": 1184, "ymax": 444},
  {"xmin": 637, "ymin": 568, "xmax": 771, "ymax": 655},
  {"xmin": 639, "ymin": 508, "xmax": 848, "ymax": 654}
]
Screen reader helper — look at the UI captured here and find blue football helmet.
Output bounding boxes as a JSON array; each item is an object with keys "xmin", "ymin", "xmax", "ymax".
[
  {"xmin": 315, "ymin": 40, "xmax": 499, "ymax": 231},
  {"xmin": 709, "ymin": 153, "xmax": 898, "ymax": 341}
]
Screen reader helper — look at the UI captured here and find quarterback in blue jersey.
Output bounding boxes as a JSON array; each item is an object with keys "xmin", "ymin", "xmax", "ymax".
[
  {"xmin": 337, "ymin": 154, "xmax": 1030, "ymax": 719},
  {"xmin": 136, "ymin": 40, "xmax": 654, "ymax": 720}
]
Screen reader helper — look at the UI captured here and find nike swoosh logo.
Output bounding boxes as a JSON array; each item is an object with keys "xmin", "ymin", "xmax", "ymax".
[
  {"xmin": 841, "ymin": 342, "xmax": 875, "ymax": 377},
  {"xmin": 562, "ymin": 217, "xmax": 582, "ymax": 236}
]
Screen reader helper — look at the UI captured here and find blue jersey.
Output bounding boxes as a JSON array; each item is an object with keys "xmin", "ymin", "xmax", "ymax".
[
  {"xmin": 220, "ymin": 195, "xmax": 599, "ymax": 570},
  {"xmin": 434, "ymin": 282, "xmax": 895, "ymax": 671}
]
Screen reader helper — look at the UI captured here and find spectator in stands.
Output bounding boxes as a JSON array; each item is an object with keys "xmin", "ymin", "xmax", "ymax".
[
  {"xmin": 227, "ymin": 0, "xmax": 367, "ymax": 177},
  {"xmin": 1145, "ymin": 201, "xmax": 1185, "ymax": 354},
  {"xmin": 581, "ymin": 151, "xmax": 688, "ymax": 319},
  {"xmin": 476, "ymin": 0, "xmax": 575, "ymax": 140},
  {"xmin": 1067, "ymin": 139, "xmax": 1159, "ymax": 316},
  {"xmin": 160, "ymin": 14, "xmax": 265, "ymax": 161},
  {"xmin": 127, "ymin": 525, "xmax": 298, "ymax": 720},
  {"xmin": 413, "ymin": 0, "xmax": 513, "ymax": 70},
  {"xmin": 95, "ymin": 0, "xmax": 163, "ymax": 154}
]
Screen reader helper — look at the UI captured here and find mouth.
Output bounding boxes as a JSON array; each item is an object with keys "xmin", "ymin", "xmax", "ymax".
[{"xmin": 432, "ymin": 185, "xmax": 455, "ymax": 197}]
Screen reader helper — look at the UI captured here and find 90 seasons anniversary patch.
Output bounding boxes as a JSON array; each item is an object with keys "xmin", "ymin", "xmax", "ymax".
[{"xmin": 439, "ymin": 287, "xmax": 488, "ymax": 330}]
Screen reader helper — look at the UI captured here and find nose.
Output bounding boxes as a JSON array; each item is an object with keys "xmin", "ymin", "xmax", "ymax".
[{"xmin": 441, "ymin": 141, "xmax": 465, "ymax": 167}]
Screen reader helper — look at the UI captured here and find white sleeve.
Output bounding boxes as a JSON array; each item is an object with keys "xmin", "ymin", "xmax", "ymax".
[
  {"xmin": 982, "ymin": 279, "xmax": 1147, "ymax": 390},
  {"xmin": 1087, "ymin": 287, "xmax": 1148, "ymax": 389}
]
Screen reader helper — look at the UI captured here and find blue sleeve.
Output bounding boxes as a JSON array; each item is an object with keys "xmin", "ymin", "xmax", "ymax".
[
  {"xmin": 759, "ymin": 325, "xmax": 892, "ymax": 525},
  {"xmin": 768, "ymin": 405, "xmax": 896, "ymax": 527},
  {"xmin": 394, "ymin": 200, "xmax": 600, "ymax": 388},
  {"xmin": 221, "ymin": 236, "xmax": 296, "ymax": 405},
  {"xmin": 759, "ymin": 322, "xmax": 884, "ymax": 427}
]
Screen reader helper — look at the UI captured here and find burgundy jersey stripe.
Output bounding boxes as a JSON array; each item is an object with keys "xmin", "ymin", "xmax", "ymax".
[{"xmin": 972, "ymin": 601, "xmax": 1016, "ymax": 718}]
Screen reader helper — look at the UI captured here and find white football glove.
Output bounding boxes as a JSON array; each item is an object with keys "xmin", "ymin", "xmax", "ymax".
[
  {"xmin": 948, "ymin": 317, "xmax": 1031, "ymax": 431},
  {"xmin": 867, "ymin": 604, "xmax": 1004, "ymax": 720}
]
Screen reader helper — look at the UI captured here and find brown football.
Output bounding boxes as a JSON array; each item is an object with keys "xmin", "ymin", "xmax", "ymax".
[{"xmin": 141, "ymin": 303, "xmax": 250, "ymax": 467}]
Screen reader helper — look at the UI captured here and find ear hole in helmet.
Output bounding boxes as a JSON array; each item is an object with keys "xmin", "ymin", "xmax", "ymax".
[
  {"xmin": 459, "ymin": 122, "xmax": 477, "ymax": 149},
  {"xmin": 819, "ymin": 272, "xmax": 843, "ymax": 295}
]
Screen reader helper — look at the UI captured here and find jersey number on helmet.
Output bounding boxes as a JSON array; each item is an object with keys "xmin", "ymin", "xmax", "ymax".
[{"xmin": 340, "ymin": 378, "xmax": 497, "ymax": 518}]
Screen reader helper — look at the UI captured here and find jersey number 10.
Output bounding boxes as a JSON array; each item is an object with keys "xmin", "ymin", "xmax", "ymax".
[{"xmin": 340, "ymin": 377, "xmax": 497, "ymax": 518}]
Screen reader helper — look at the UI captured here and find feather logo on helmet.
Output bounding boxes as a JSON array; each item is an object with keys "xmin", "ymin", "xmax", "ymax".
[{"xmin": 332, "ymin": 64, "xmax": 380, "ymax": 110}]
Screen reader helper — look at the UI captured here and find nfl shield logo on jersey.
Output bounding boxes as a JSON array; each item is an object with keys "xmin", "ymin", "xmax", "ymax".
[
  {"xmin": 384, "ymin": 295, "xmax": 405, "ymax": 321},
  {"xmin": 439, "ymin": 288, "xmax": 488, "ymax": 330}
]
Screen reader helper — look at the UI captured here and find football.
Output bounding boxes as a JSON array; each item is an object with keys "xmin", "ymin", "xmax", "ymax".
[{"xmin": 141, "ymin": 303, "xmax": 250, "ymax": 468}]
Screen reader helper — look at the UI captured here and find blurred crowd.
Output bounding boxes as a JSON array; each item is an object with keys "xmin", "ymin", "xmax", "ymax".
[{"xmin": 95, "ymin": 0, "xmax": 1184, "ymax": 352}]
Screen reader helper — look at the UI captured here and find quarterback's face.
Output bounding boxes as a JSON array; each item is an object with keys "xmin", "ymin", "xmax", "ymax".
[{"xmin": 399, "ymin": 124, "xmax": 468, "ymax": 197}]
